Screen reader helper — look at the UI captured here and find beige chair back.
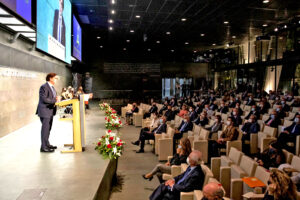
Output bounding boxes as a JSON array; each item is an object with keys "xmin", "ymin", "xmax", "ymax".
[
  {"xmin": 291, "ymin": 156, "xmax": 300, "ymax": 172},
  {"xmin": 283, "ymin": 120, "xmax": 293, "ymax": 127},
  {"xmin": 263, "ymin": 126, "xmax": 277, "ymax": 137},
  {"xmin": 199, "ymin": 129, "xmax": 209, "ymax": 140},
  {"xmin": 283, "ymin": 149, "xmax": 294, "ymax": 164},
  {"xmin": 193, "ymin": 125, "xmax": 202, "ymax": 136},
  {"xmin": 254, "ymin": 166, "xmax": 270, "ymax": 185},
  {"xmin": 232, "ymin": 155, "xmax": 257, "ymax": 178},
  {"xmin": 262, "ymin": 114, "xmax": 270, "ymax": 122},
  {"xmin": 244, "ymin": 105, "xmax": 251, "ymax": 112},
  {"xmin": 292, "ymin": 107, "xmax": 299, "ymax": 113},
  {"xmin": 228, "ymin": 147, "xmax": 244, "ymax": 166},
  {"xmin": 201, "ymin": 164, "xmax": 214, "ymax": 186}
]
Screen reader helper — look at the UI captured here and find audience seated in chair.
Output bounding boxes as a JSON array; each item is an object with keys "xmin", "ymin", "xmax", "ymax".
[
  {"xmin": 276, "ymin": 105, "xmax": 286, "ymax": 119},
  {"xmin": 193, "ymin": 112, "xmax": 209, "ymax": 126},
  {"xmin": 133, "ymin": 116, "xmax": 167, "ymax": 153},
  {"xmin": 264, "ymin": 111, "xmax": 281, "ymax": 128},
  {"xmin": 208, "ymin": 117, "xmax": 239, "ymax": 158},
  {"xmin": 245, "ymin": 105, "xmax": 260, "ymax": 120},
  {"xmin": 202, "ymin": 182, "xmax": 225, "ymax": 200},
  {"xmin": 126, "ymin": 103, "xmax": 139, "ymax": 124},
  {"xmin": 178, "ymin": 105, "xmax": 188, "ymax": 117},
  {"xmin": 144, "ymin": 102, "xmax": 158, "ymax": 119},
  {"xmin": 231, "ymin": 108, "xmax": 242, "ymax": 127},
  {"xmin": 149, "ymin": 150, "xmax": 205, "ymax": 200},
  {"xmin": 159, "ymin": 102, "xmax": 168, "ymax": 115},
  {"xmin": 174, "ymin": 115, "xmax": 193, "ymax": 140},
  {"xmin": 246, "ymin": 95, "xmax": 255, "ymax": 106},
  {"xmin": 277, "ymin": 114, "xmax": 300, "ymax": 153},
  {"xmin": 206, "ymin": 115, "xmax": 222, "ymax": 138},
  {"xmin": 142, "ymin": 138, "xmax": 192, "ymax": 183},
  {"xmin": 256, "ymin": 141, "xmax": 285, "ymax": 169},
  {"xmin": 164, "ymin": 105, "xmax": 175, "ymax": 121},
  {"xmin": 241, "ymin": 115, "xmax": 260, "ymax": 155},
  {"xmin": 218, "ymin": 101, "xmax": 229, "ymax": 114},
  {"xmin": 189, "ymin": 106, "xmax": 198, "ymax": 122}
]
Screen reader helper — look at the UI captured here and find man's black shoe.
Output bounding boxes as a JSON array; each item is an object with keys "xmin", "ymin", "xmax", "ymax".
[
  {"xmin": 131, "ymin": 141, "xmax": 140, "ymax": 146},
  {"xmin": 40, "ymin": 148, "xmax": 54, "ymax": 153},
  {"xmin": 136, "ymin": 149, "xmax": 144, "ymax": 153},
  {"xmin": 48, "ymin": 145, "xmax": 57, "ymax": 149}
]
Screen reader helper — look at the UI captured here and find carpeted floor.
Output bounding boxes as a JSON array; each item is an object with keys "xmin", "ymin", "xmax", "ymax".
[{"xmin": 109, "ymin": 122, "xmax": 163, "ymax": 200}]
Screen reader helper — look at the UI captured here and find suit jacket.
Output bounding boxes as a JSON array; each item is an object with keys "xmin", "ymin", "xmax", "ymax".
[
  {"xmin": 218, "ymin": 106, "xmax": 229, "ymax": 114},
  {"xmin": 159, "ymin": 105, "xmax": 168, "ymax": 114},
  {"xmin": 195, "ymin": 106, "xmax": 202, "ymax": 114},
  {"xmin": 231, "ymin": 115, "xmax": 243, "ymax": 127},
  {"xmin": 152, "ymin": 123, "xmax": 167, "ymax": 134},
  {"xmin": 165, "ymin": 110, "xmax": 175, "ymax": 121},
  {"xmin": 172, "ymin": 165, "xmax": 205, "ymax": 197},
  {"xmin": 132, "ymin": 107, "xmax": 139, "ymax": 113},
  {"xmin": 189, "ymin": 111, "xmax": 198, "ymax": 122},
  {"xmin": 246, "ymin": 100, "xmax": 255, "ymax": 106},
  {"xmin": 209, "ymin": 103, "xmax": 218, "ymax": 111},
  {"xmin": 208, "ymin": 122, "xmax": 222, "ymax": 133},
  {"xmin": 242, "ymin": 122, "xmax": 260, "ymax": 134},
  {"xmin": 178, "ymin": 121, "xmax": 193, "ymax": 133},
  {"xmin": 193, "ymin": 117, "xmax": 208, "ymax": 126},
  {"xmin": 220, "ymin": 126, "xmax": 239, "ymax": 142},
  {"xmin": 53, "ymin": 10, "xmax": 66, "ymax": 46},
  {"xmin": 149, "ymin": 105, "xmax": 158, "ymax": 114},
  {"xmin": 282, "ymin": 104, "xmax": 290, "ymax": 112},
  {"xmin": 36, "ymin": 83, "xmax": 57, "ymax": 118},
  {"xmin": 265, "ymin": 117, "xmax": 281, "ymax": 128},
  {"xmin": 284, "ymin": 123, "xmax": 300, "ymax": 136},
  {"xmin": 245, "ymin": 110, "xmax": 260, "ymax": 120}
]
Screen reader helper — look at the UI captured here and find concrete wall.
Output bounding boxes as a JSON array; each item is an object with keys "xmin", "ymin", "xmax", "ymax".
[{"xmin": 0, "ymin": 29, "xmax": 72, "ymax": 138}]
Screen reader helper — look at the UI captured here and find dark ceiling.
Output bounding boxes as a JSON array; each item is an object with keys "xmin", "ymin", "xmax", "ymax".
[{"xmin": 71, "ymin": 0, "xmax": 300, "ymax": 62}]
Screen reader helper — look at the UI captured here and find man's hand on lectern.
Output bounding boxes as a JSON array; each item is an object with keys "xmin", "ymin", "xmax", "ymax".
[{"xmin": 56, "ymin": 96, "xmax": 61, "ymax": 102}]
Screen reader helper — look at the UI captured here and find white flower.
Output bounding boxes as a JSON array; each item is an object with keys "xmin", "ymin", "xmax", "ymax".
[
  {"xmin": 113, "ymin": 147, "xmax": 117, "ymax": 154},
  {"xmin": 116, "ymin": 137, "xmax": 120, "ymax": 142},
  {"xmin": 110, "ymin": 132, "xmax": 116, "ymax": 137},
  {"xmin": 105, "ymin": 138, "xmax": 109, "ymax": 145}
]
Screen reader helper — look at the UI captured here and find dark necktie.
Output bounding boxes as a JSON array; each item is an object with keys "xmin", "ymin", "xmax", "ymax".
[{"xmin": 177, "ymin": 167, "xmax": 192, "ymax": 184}]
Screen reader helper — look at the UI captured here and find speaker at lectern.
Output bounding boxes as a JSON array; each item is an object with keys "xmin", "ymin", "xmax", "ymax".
[{"xmin": 55, "ymin": 95, "xmax": 86, "ymax": 153}]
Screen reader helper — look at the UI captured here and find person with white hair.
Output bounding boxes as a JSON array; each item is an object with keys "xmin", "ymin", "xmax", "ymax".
[
  {"xmin": 202, "ymin": 182, "xmax": 225, "ymax": 200},
  {"xmin": 149, "ymin": 150, "xmax": 205, "ymax": 200}
]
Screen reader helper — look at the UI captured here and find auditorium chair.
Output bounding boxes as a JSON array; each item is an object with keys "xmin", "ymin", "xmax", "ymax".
[
  {"xmin": 121, "ymin": 103, "xmax": 132, "ymax": 118},
  {"xmin": 231, "ymin": 165, "xmax": 269, "ymax": 200},
  {"xmin": 285, "ymin": 112, "xmax": 296, "ymax": 121},
  {"xmin": 261, "ymin": 114, "xmax": 270, "ymax": 122},
  {"xmin": 180, "ymin": 164, "xmax": 214, "ymax": 200},
  {"xmin": 170, "ymin": 115, "xmax": 183, "ymax": 129},
  {"xmin": 211, "ymin": 147, "xmax": 244, "ymax": 181},
  {"xmin": 239, "ymin": 124, "xmax": 259, "ymax": 155},
  {"xmin": 187, "ymin": 124, "xmax": 202, "ymax": 146},
  {"xmin": 243, "ymin": 105, "xmax": 251, "ymax": 112},
  {"xmin": 133, "ymin": 108, "xmax": 145, "ymax": 126},
  {"xmin": 256, "ymin": 120, "xmax": 265, "ymax": 131},
  {"xmin": 257, "ymin": 126, "xmax": 277, "ymax": 153},
  {"xmin": 162, "ymin": 157, "xmax": 187, "ymax": 181},
  {"xmin": 282, "ymin": 149, "xmax": 294, "ymax": 164},
  {"xmin": 292, "ymin": 107, "xmax": 299, "ymax": 113},
  {"xmin": 219, "ymin": 155, "xmax": 258, "ymax": 197},
  {"xmin": 155, "ymin": 127, "xmax": 174, "ymax": 161},
  {"xmin": 217, "ymin": 129, "xmax": 243, "ymax": 156},
  {"xmin": 191, "ymin": 128, "xmax": 210, "ymax": 163}
]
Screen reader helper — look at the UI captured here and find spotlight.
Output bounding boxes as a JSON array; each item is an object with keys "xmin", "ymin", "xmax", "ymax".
[
  {"xmin": 200, "ymin": 33, "xmax": 205, "ymax": 37},
  {"xmin": 185, "ymin": 42, "xmax": 189, "ymax": 45},
  {"xmin": 263, "ymin": 0, "xmax": 269, "ymax": 3},
  {"xmin": 97, "ymin": 36, "xmax": 101, "ymax": 39},
  {"xmin": 130, "ymin": 30, "xmax": 134, "ymax": 33},
  {"xmin": 166, "ymin": 32, "xmax": 171, "ymax": 35},
  {"xmin": 156, "ymin": 41, "xmax": 160, "ymax": 44},
  {"xmin": 108, "ymin": 19, "xmax": 114, "ymax": 24},
  {"xmin": 109, "ymin": 26, "xmax": 113, "ymax": 31},
  {"xmin": 123, "ymin": 48, "xmax": 126, "ymax": 51},
  {"xmin": 111, "ymin": 10, "xmax": 115, "ymax": 14},
  {"xmin": 274, "ymin": 28, "xmax": 278, "ymax": 32},
  {"xmin": 232, "ymin": 35, "xmax": 236, "ymax": 38},
  {"xmin": 126, "ymin": 40, "xmax": 130, "ymax": 43},
  {"xmin": 212, "ymin": 43, "xmax": 216, "ymax": 46},
  {"xmin": 171, "ymin": 49, "xmax": 174, "ymax": 52},
  {"xmin": 263, "ymin": 24, "xmax": 268, "ymax": 27},
  {"xmin": 224, "ymin": 21, "xmax": 229, "ymax": 24},
  {"xmin": 148, "ymin": 49, "xmax": 151, "ymax": 51},
  {"xmin": 135, "ymin": 15, "xmax": 140, "ymax": 18},
  {"xmin": 181, "ymin": 18, "xmax": 187, "ymax": 22}
]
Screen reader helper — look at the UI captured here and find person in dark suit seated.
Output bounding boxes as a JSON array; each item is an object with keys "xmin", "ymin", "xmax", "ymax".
[
  {"xmin": 258, "ymin": 101, "xmax": 268, "ymax": 115},
  {"xmin": 174, "ymin": 115, "xmax": 193, "ymax": 140},
  {"xmin": 277, "ymin": 115, "xmax": 300, "ymax": 153},
  {"xmin": 142, "ymin": 138, "xmax": 192, "ymax": 183},
  {"xmin": 53, "ymin": 0, "xmax": 66, "ymax": 46},
  {"xmin": 206, "ymin": 115, "xmax": 222, "ymax": 138},
  {"xmin": 159, "ymin": 102, "xmax": 168, "ymax": 115},
  {"xmin": 245, "ymin": 105, "xmax": 260, "ymax": 120},
  {"xmin": 188, "ymin": 106, "xmax": 198, "ymax": 122},
  {"xmin": 246, "ymin": 95, "xmax": 255, "ymax": 106},
  {"xmin": 209, "ymin": 117, "xmax": 239, "ymax": 158},
  {"xmin": 144, "ymin": 102, "xmax": 158, "ymax": 119},
  {"xmin": 231, "ymin": 108, "xmax": 242, "ymax": 127},
  {"xmin": 126, "ymin": 103, "xmax": 139, "ymax": 124},
  {"xmin": 135, "ymin": 116, "xmax": 167, "ymax": 153},
  {"xmin": 264, "ymin": 111, "xmax": 281, "ymax": 128},
  {"xmin": 262, "ymin": 97, "xmax": 271, "ymax": 110},
  {"xmin": 218, "ymin": 101, "xmax": 229, "ymax": 114},
  {"xmin": 209, "ymin": 94, "xmax": 216, "ymax": 103},
  {"xmin": 193, "ymin": 112, "xmax": 208, "ymax": 127},
  {"xmin": 241, "ymin": 115, "xmax": 260, "ymax": 155},
  {"xmin": 291, "ymin": 98, "xmax": 300, "ymax": 107},
  {"xmin": 36, "ymin": 73, "xmax": 61, "ymax": 153},
  {"xmin": 209, "ymin": 100, "xmax": 218, "ymax": 111},
  {"xmin": 195, "ymin": 102, "xmax": 203, "ymax": 114},
  {"xmin": 276, "ymin": 105, "xmax": 286, "ymax": 119},
  {"xmin": 202, "ymin": 182, "xmax": 225, "ymax": 200},
  {"xmin": 234, "ymin": 103, "xmax": 244, "ymax": 116},
  {"xmin": 149, "ymin": 150, "xmax": 205, "ymax": 200},
  {"xmin": 164, "ymin": 105, "xmax": 175, "ymax": 121},
  {"xmin": 257, "ymin": 141, "xmax": 285, "ymax": 169},
  {"xmin": 228, "ymin": 97, "xmax": 236, "ymax": 108},
  {"xmin": 280, "ymin": 99, "xmax": 291, "ymax": 112}
]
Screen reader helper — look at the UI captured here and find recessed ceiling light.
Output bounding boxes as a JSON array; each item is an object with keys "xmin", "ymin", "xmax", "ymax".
[
  {"xmin": 100, "ymin": 45, "xmax": 103, "ymax": 48},
  {"xmin": 232, "ymin": 35, "xmax": 236, "ymax": 38},
  {"xmin": 200, "ymin": 33, "xmax": 205, "ymax": 37},
  {"xmin": 209, "ymin": 49, "xmax": 212, "ymax": 52},
  {"xmin": 284, "ymin": 25, "xmax": 287, "ymax": 28},
  {"xmin": 111, "ymin": 0, "xmax": 116, "ymax": 4},
  {"xmin": 109, "ymin": 26, "xmax": 113, "ymax": 31},
  {"xmin": 123, "ymin": 48, "xmax": 126, "ymax": 51},
  {"xmin": 263, "ymin": 24, "xmax": 268, "ymax": 27},
  {"xmin": 97, "ymin": 36, "xmax": 101, "ymax": 39},
  {"xmin": 130, "ymin": 30, "xmax": 134, "ymax": 33},
  {"xmin": 135, "ymin": 15, "xmax": 140, "ymax": 18},
  {"xmin": 111, "ymin": 10, "xmax": 115, "ymax": 14},
  {"xmin": 279, "ymin": 37, "xmax": 283, "ymax": 40},
  {"xmin": 181, "ymin": 18, "xmax": 187, "ymax": 21},
  {"xmin": 274, "ymin": 28, "xmax": 278, "ymax": 32},
  {"xmin": 166, "ymin": 32, "xmax": 171, "ymax": 35},
  {"xmin": 224, "ymin": 21, "xmax": 229, "ymax": 24},
  {"xmin": 212, "ymin": 43, "xmax": 216, "ymax": 46},
  {"xmin": 193, "ymin": 50, "xmax": 197, "ymax": 53},
  {"xmin": 156, "ymin": 41, "xmax": 160, "ymax": 44},
  {"xmin": 171, "ymin": 49, "xmax": 174, "ymax": 52},
  {"xmin": 226, "ymin": 44, "xmax": 230, "ymax": 47},
  {"xmin": 148, "ymin": 49, "xmax": 151, "ymax": 51},
  {"xmin": 108, "ymin": 19, "xmax": 114, "ymax": 23},
  {"xmin": 126, "ymin": 40, "xmax": 130, "ymax": 43},
  {"xmin": 263, "ymin": 0, "xmax": 269, "ymax": 3},
  {"xmin": 185, "ymin": 42, "xmax": 189, "ymax": 45}
]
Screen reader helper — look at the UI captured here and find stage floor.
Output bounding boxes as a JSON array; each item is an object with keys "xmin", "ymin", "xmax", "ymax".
[{"xmin": 0, "ymin": 103, "xmax": 111, "ymax": 200}]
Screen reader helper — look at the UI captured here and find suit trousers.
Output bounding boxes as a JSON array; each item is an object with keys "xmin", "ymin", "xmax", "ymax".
[
  {"xmin": 40, "ymin": 117, "xmax": 53, "ymax": 149},
  {"xmin": 150, "ymin": 164, "xmax": 171, "ymax": 183},
  {"xmin": 139, "ymin": 131, "xmax": 155, "ymax": 150},
  {"xmin": 150, "ymin": 183, "xmax": 177, "ymax": 200}
]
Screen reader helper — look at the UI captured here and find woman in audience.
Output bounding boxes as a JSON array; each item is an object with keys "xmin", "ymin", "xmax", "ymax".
[
  {"xmin": 142, "ymin": 137, "xmax": 192, "ymax": 183},
  {"xmin": 263, "ymin": 169, "xmax": 297, "ymax": 200},
  {"xmin": 257, "ymin": 141, "xmax": 285, "ymax": 169},
  {"xmin": 126, "ymin": 103, "xmax": 139, "ymax": 124},
  {"xmin": 177, "ymin": 104, "xmax": 188, "ymax": 117},
  {"xmin": 61, "ymin": 87, "xmax": 67, "ymax": 100},
  {"xmin": 75, "ymin": 86, "xmax": 84, "ymax": 98}
]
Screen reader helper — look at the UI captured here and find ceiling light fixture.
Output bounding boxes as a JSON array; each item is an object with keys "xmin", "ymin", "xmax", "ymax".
[
  {"xmin": 263, "ymin": 0, "xmax": 269, "ymax": 3},
  {"xmin": 108, "ymin": 19, "xmax": 114, "ymax": 23},
  {"xmin": 123, "ymin": 48, "xmax": 127, "ymax": 51},
  {"xmin": 166, "ymin": 32, "xmax": 171, "ymax": 35},
  {"xmin": 224, "ymin": 21, "xmax": 229, "ymax": 24},
  {"xmin": 263, "ymin": 24, "xmax": 268, "ymax": 27},
  {"xmin": 200, "ymin": 33, "xmax": 205, "ymax": 37},
  {"xmin": 109, "ymin": 26, "xmax": 113, "ymax": 31},
  {"xmin": 126, "ymin": 40, "xmax": 130, "ymax": 43},
  {"xmin": 274, "ymin": 28, "xmax": 278, "ymax": 32},
  {"xmin": 130, "ymin": 30, "xmax": 134, "ymax": 33},
  {"xmin": 212, "ymin": 43, "xmax": 216, "ymax": 46},
  {"xmin": 111, "ymin": 10, "xmax": 115, "ymax": 14},
  {"xmin": 185, "ymin": 42, "xmax": 189, "ymax": 45},
  {"xmin": 193, "ymin": 50, "xmax": 197, "ymax": 53},
  {"xmin": 232, "ymin": 35, "xmax": 236, "ymax": 38},
  {"xmin": 97, "ymin": 36, "xmax": 101, "ymax": 39},
  {"xmin": 171, "ymin": 49, "xmax": 174, "ymax": 52},
  {"xmin": 181, "ymin": 18, "xmax": 187, "ymax": 21},
  {"xmin": 156, "ymin": 40, "xmax": 160, "ymax": 44},
  {"xmin": 111, "ymin": 0, "xmax": 115, "ymax": 4},
  {"xmin": 284, "ymin": 25, "xmax": 287, "ymax": 28},
  {"xmin": 148, "ymin": 49, "xmax": 151, "ymax": 51},
  {"xmin": 136, "ymin": 15, "xmax": 140, "ymax": 18},
  {"xmin": 100, "ymin": 46, "xmax": 103, "ymax": 48}
]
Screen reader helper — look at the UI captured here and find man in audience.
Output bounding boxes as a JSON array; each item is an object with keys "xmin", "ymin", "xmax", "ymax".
[
  {"xmin": 174, "ymin": 115, "xmax": 193, "ymax": 140},
  {"xmin": 195, "ymin": 102, "xmax": 203, "ymax": 114},
  {"xmin": 262, "ymin": 97, "xmax": 271, "ymax": 110},
  {"xmin": 178, "ymin": 104, "xmax": 188, "ymax": 117},
  {"xmin": 159, "ymin": 101, "xmax": 168, "ymax": 115},
  {"xmin": 291, "ymin": 98, "xmax": 300, "ymax": 107},
  {"xmin": 231, "ymin": 108, "xmax": 242, "ymax": 127},
  {"xmin": 144, "ymin": 102, "xmax": 158, "ymax": 119},
  {"xmin": 126, "ymin": 103, "xmax": 139, "ymax": 124},
  {"xmin": 209, "ymin": 117, "xmax": 239, "ymax": 158},
  {"xmin": 135, "ymin": 116, "xmax": 167, "ymax": 153},
  {"xmin": 149, "ymin": 150, "xmax": 205, "ymax": 200},
  {"xmin": 280, "ymin": 99, "xmax": 290, "ymax": 112},
  {"xmin": 246, "ymin": 95, "xmax": 255, "ymax": 106},
  {"xmin": 202, "ymin": 182, "xmax": 225, "ymax": 200},
  {"xmin": 234, "ymin": 103, "xmax": 243, "ymax": 116},
  {"xmin": 209, "ymin": 100, "xmax": 218, "ymax": 111},
  {"xmin": 264, "ymin": 111, "xmax": 281, "ymax": 128},
  {"xmin": 189, "ymin": 106, "xmax": 198, "ymax": 122},
  {"xmin": 257, "ymin": 141, "xmax": 285, "ymax": 169},
  {"xmin": 193, "ymin": 112, "xmax": 209, "ymax": 127},
  {"xmin": 245, "ymin": 105, "xmax": 260, "ymax": 120},
  {"xmin": 276, "ymin": 105, "xmax": 286, "ymax": 119},
  {"xmin": 277, "ymin": 114, "xmax": 300, "ymax": 153},
  {"xmin": 241, "ymin": 115, "xmax": 260, "ymax": 155},
  {"xmin": 228, "ymin": 97, "xmax": 236, "ymax": 108},
  {"xmin": 218, "ymin": 101, "xmax": 228, "ymax": 114},
  {"xmin": 206, "ymin": 115, "xmax": 222, "ymax": 138},
  {"xmin": 170, "ymin": 98, "xmax": 177, "ymax": 107},
  {"xmin": 164, "ymin": 105, "xmax": 175, "ymax": 121},
  {"xmin": 258, "ymin": 101, "xmax": 268, "ymax": 114}
]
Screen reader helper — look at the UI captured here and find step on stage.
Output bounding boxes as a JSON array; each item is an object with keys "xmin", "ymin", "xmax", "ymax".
[{"xmin": 0, "ymin": 104, "xmax": 116, "ymax": 200}]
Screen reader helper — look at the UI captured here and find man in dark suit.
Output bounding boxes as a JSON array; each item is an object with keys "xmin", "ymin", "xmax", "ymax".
[
  {"xmin": 53, "ymin": 0, "xmax": 66, "ymax": 46},
  {"xmin": 174, "ymin": 115, "xmax": 193, "ymax": 140},
  {"xmin": 150, "ymin": 150, "xmax": 205, "ymax": 200},
  {"xmin": 159, "ymin": 102, "xmax": 168, "ymax": 115},
  {"xmin": 144, "ymin": 102, "xmax": 158, "ymax": 119},
  {"xmin": 218, "ymin": 101, "xmax": 229, "ymax": 114},
  {"xmin": 264, "ymin": 111, "xmax": 281, "ymax": 128},
  {"xmin": 246, "ymin": 95, "xmax": 255, "ymax": 106},
  {"xmin": 245, "ymin": 105, "xmax": 260, "ymax": 120},
  {"xmin": 188, "ymin": 106, "xmax": 198, "ymax": 122},
  {"xmin": 277, "ymin": 115, "xmax": 300, "ymax": 153},
  {"xmin": 231, "ymin": 108, "xmax": 242, "ymax": 127},
  {"xmin": 193, "ymin": 113, "xmax": 209, "ymax": 127},
  {"xmin": 136, "ymin": 116, "xmax": 167, "ymax": 153},
  {"xmin": 241, "ymin": 115, "xmax": 260, "ymax": 155},
  {"xmin": 36, "ymin": 73, "xmax": 61, "ymax": 152}
]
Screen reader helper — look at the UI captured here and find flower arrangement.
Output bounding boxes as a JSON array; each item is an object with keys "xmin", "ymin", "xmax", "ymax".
[
  {"xmin": 105, "ymin": 114, "xmax": 122, "ymax": 130},
  {"xmin": 104, "ymin": 106, "xmax": 117, "ymax": 117},
  {"xmin": 95, "ymin": 130, "xmax": 125, "ymax": 159},
  {"xmin": 99, "ymin": 103, "xmax": 110, "ymax": 111}
]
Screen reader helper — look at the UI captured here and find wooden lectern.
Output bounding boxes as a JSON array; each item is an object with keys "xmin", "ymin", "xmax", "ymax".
[{"xmin": 55, "ymin": 96, "xmax": 86, "ymax": 153}]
